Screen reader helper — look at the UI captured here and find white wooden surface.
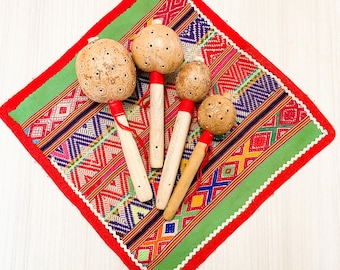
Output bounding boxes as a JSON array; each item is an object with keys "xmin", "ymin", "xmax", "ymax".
[
  {"xmin": 149, "ymin": 83, "xmax": 165, "ymax": 169},
  {"xmin": 0, "ymin": 0, "xmax": 339, "ymax": 269}
]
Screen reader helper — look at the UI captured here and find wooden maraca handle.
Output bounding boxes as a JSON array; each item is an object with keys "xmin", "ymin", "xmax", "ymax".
[
  {"xmin": 114, "ymin": 114, "xmax": 153, "ymax": 202},
  {"xmin": 156, "ymin": 110, "xmax": 192, "ymax": 210},
  {"xmin": 131, "ymin": 21, "xmax": 184, "ymax": 168},
  {"xmin": 164, "ymin": 93, "xmax": 237, "ymax": 219},
  {"xmin": 149, "ymin": 73, "xmax": 165, "ymax": 169},
  {"xmin": 163, "ymin": 141, "xmax": 208, "ymax": 220},
  {"xmin": 109, "ymin": 101, "xmax": 152, "ymax": 202}
]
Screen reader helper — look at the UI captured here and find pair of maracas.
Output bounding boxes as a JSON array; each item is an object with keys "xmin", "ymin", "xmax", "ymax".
[
  {"xmin": 76, "ymin": 23, "xmax": 236, "ymax": 220},
  {"xmin": 159, "ymin": 61, "xmax": 236, "ymax": 220},
  {"xmin": 76, "ymin": 23, "xmax": 183, "ymax": 203}
]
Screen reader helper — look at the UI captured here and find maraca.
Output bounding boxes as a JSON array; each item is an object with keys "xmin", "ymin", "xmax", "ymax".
[
  {"xmin": 76, "ymin": 37, "xmax": 153, "ymax": 202},
  {"xmin": 163, "ymin": 93, "xmax": 236, "ymax": 220},
  {"xmin": 156, "ymin": 59, "xmax": 211, "ymax": 210},
  {"xmin": 131, "ymin": 21, "xmax": 184, "ymax": 168}
]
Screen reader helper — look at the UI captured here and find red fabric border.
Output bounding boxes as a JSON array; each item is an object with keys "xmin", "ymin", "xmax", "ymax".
[{"xmin": 0, "ymin": 0, "xmax": 336, "ymax": 269}]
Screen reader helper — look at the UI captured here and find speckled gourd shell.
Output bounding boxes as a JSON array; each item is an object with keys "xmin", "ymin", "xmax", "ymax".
[
  {"xmin": 198, "ymin": 95, "xmax": 236, "ymax": 135},
  {"xmin": 175, "ymin": 61, "xmax": 211, "ymax": 103},
  {"xmin": 75, "ymin": 38, "xmax": 136, "ymax": 103},
  {"xmin": 131, "ymin": 24, "xmax": 184, "ymax": 74}
]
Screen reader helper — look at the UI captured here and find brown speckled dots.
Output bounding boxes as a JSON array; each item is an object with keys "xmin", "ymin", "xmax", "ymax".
[
  {"xmin": 198, "ymin": 94, "xmax": 236, "ymax": 135},
  {"xmin": 76, "ymin": 38, "xmax": 136, "ymax": 103},
  {"xmin": 131, "ymin": 24, "xmax": 184, "ymax": 74},
  {"xmin": 175, "ymin": 61, "xmax": 211, "ymax": 103}
]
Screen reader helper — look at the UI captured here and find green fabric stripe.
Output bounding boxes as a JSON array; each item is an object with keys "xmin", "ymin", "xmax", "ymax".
[
  {"xmin": 98, "ymin": 0, "xmax": 158, "ymax": 39},
  {"xmin": 10, "ymin": 62, "xmax": 77, "ymax": 125},
  {"xmin": 10, "ymin": 0, "xmax": 158, "ymax": 125},
  {"xmin": 155, "ymin": 122, "xmax": 322, "ymax": 269}
]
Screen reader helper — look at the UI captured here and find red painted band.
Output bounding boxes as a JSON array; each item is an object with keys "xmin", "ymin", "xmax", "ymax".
[
  {"xmin": 108, "ymin": 99, "xmax": 149, "ymax": 169},
  {"xmin": 178, "ymin": 99, "xmax": 195, "ymax": 117},
  {"xmin": 108, "ymin": 100, "xmax": 125, "ymax": 117},
  {"xmin": 150, "ymin": 71, "xmax": 164, "ymax": 85},
  {"xmin": 199, "ymin": 129, "xmax": 214, "ymax": 145}
]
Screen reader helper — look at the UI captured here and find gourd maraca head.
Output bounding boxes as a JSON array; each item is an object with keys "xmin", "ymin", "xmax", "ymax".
[
  {"xmin": 175, "ymin": 60, "xmax": 211, "ymax": 103},
  {"xmin": 76, "ymin": 38, "xmax": 136, "ymax": 103},
  {"xmin": 198, "ymin": 94, "xmax": 236, "ymax": 135},
  {"xmin": 131, "ymin": 24, "xmax": 184, "ymax": 74}
]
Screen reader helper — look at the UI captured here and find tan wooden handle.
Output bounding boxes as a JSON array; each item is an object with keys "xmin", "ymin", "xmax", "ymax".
[
  {"xmin": 163, "ymin": 141, "xmax": 207, "ymax": 220},
  {"xmin": 156, "ymin": 111, "xmax": 192, "ymax": 210},
  {"xmin": 149, "ymin": 83, "xmax": 165, "ymax": 168},
  {"xmin": 115, "ymin": 114, "xmax": 153, "ymax": 202}
]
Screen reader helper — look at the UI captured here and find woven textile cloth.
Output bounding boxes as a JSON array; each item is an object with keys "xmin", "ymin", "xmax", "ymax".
[{"xmin": 0, "ymin": 0, "xmax": 335, "ymax": 269}]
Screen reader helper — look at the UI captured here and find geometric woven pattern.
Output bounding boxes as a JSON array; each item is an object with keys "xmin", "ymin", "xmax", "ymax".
[
  {"xmin": 0, "ymin": 0, "xmax": 335, "ymax": 269},
  {"xmin": 23, "ymin": 82, "xmax": 89, "ymax": 144}
]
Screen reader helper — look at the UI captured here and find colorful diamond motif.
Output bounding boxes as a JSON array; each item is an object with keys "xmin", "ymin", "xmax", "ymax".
[
  {"xmin": 221, "ymin": 162, "xmax": 238, "ymax": 179},
  {"xmin": 190, "ymin": 194, "xmax": 205, "ymax": 208},
  {"xmin": 163, "ymin": 220, "xmax": 178, "ymax": 237},
  {"xmin": 137, "ymin": 246, "xmax": 152, "ymax": 263},
  {"xmin": 249, "ymin": 132, "xmax": 272, "ymax": 152}
]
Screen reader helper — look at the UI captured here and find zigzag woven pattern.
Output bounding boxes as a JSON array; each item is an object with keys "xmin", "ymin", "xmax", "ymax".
[{"xmin": 0, "ymin": 0, "xmax": 334, "ymax": 269}]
